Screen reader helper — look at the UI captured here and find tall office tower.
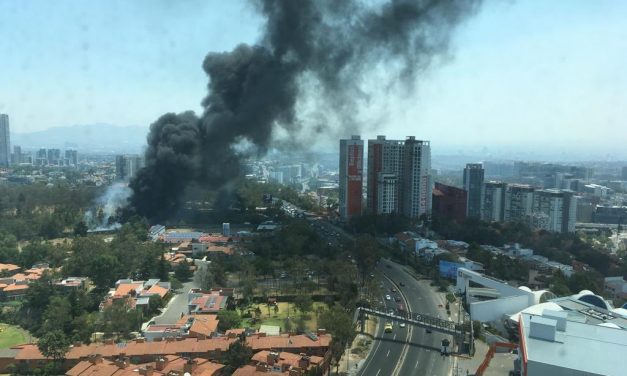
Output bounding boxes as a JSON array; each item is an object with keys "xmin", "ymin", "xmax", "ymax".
[
  {"xmin": 47, "ymin": 148, "xmax": 61, "ymax": 165},
  {"xmin": 367, "ymin": 135, "xmax": 404, "ymax": 214},
  {"xmin": 11, "ymin": 145, "xmax": 22, "ymax": 165},
  {"xmin": 0, "ymin": 114, "xmax": 10, "ymax": 167},
  {"xmin": 504, "ymin": 184, "xmax": 535, "ymax": 223},
  {"xmin": 116, "ymin": 155, "xmax": 144, "ymax": 181},
  {"xmin": 34, "ymin": 148, "xmax": 47, "ymax": 166},
  {"xmin": 531, "ymin": 189, "xmax": 577, "ymax": 233},
  {"xmin": 481, "ymin": 181, "xmax": 507, "ymax": 222},
  {"xmin": 400, "ymin": 137, "xmax": 432, "ymax": 218},
  {"xmin": 463, "ymin": 163, "xmax": 484, "ymax": 218},
  {"xmin": 339, "ymin": 135, "xmax": 364, "ymax": 221},
  {"xmin": 65, "ymin": 149, "xmax": 78, "ymax": 166},
  {"xmin": 115, "ymin": 155, "xmax": 127, "ymax": 180}
]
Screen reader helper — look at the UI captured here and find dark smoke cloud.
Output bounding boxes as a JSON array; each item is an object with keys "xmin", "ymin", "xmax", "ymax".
[{"xmin": 128, "ymin": 0, "xmax": 482, "ymax": 221}]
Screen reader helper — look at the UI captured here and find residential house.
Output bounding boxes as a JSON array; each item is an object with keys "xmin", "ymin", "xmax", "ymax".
[
  {"xmin": 188, "ymin": 289, "xmax": 233, "ymax": 315},
  {"xmin": 65, "ymin": 354, "xmax": 225, "ymax": 376},
  {"xmin": 10, "ymin": 337, "xmax": 235, "ymax": 373},
  {"xmin": 232, "ymin": 350, "xmax": 327, "ymax": 376}
]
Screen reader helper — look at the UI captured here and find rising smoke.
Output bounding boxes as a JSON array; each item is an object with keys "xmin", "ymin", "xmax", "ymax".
[
  {"xmin": 128, "ymin": 0, "xmax": 482, "ymax": 221},
  {"xmin": 85, "ymin": 182, "xmax": 132, "ymax": 230}
]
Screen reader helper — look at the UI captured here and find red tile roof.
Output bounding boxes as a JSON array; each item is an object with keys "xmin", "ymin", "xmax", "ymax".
[
  {"xmin": 113, "ymin": 282, "xmax": 143, "ymax": 297},
  {"xmin": 15, "ymin": 337, "xmax": 236, "ymax": 361},
  {"xmin": 0, "ymin": 263, "xmax": 20, "ymax": 274},
  {"xmin": 3, "ymin": 284, "xmax": 29, "ymax": 292},
  {"xmin": 246, "ymin": 333, "xmax": 332, "ymax": 351},
  {"xmin": 145, "ymin": 284, "xmax": 169, "ymax": 299}
]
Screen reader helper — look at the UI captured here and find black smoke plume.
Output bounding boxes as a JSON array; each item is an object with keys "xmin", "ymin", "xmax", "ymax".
[{"xmin": 128, "ymin": 0, "xmax": 482, "ymax": 221}]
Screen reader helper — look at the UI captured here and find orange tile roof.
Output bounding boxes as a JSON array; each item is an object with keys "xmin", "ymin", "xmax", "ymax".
[
  {"xmin": 3, "ymin": 284, "xmax": 29, "ymax": 292},
  {"xmin": 145, "ymin": 284, "xmax": 169, "ymax": 298},
  {"xmin": 113, "ymin": 283, "xmax": 143, "ymax": 297},
  {"xmin": 232, "ymin": 365, "xmax": 289, "ymax": 376},
  {"xmin": 10, "ymin": 273, "xmax": 28, "ymax": 281},
  {"xmin": 207, "ymin": 246, "xmax": 234, "ymax": 255},
  {"xmin": 153, "ymin": 356, "xmax": 224, "ymax": 376},
  {"xmin": 15, "ymin": 337, "xmax": 237, "ymax": 361},
  {"xmin": 246, "ymin": 334, "xmax": 332, "ymax": 351},
  {"xmin": 251, "ymin": 350, "xmax": 324, "ymax": 370},
  {"xmin": 0, "ymin": 263, "xmax": 20, "ymax": 273},
  {"xmin": 176, "ymin": 314, "xmax": 219, "ymax": 338}
]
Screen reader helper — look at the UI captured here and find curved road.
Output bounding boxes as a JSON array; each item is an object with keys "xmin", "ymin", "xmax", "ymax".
[{"xmin": 359, "ymin": 259, "xmax": 455, "ymax": 376}]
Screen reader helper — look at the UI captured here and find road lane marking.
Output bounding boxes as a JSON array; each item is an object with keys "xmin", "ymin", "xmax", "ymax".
[
  {"xmin": 386, "ymin": 349, "xmax": 390, "ymax": 357},
  {"xmin": 415, "ymin": 360, "xmax": 419, "ymax": 369},
  {"xmin": 375, "ymin": 369, "xmax": 381, "ymax": 376}
]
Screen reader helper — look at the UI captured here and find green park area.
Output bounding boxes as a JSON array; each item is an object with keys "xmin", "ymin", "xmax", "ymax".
[
  {"xmin": 241, "ymin": 301, "xmax": 327, "ymax": 333},
  {"xmin": 0, "ymin": 324, "xmax": 30, "ymax": 349}
]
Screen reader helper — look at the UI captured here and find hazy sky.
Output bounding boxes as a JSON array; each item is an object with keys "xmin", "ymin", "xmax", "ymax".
[{"xmin": 1, "ymin": 0, "xmax": 626, "ymax": 159}]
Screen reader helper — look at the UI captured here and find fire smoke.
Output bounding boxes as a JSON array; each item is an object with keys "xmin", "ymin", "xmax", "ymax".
[{"xmin": 128, "ymin": 0, "xmax": 482, "ymax": 220}]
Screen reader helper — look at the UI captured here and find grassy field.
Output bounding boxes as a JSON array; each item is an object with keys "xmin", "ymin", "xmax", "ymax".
[
  {"xmin": 242, "ymin": 302, "xmax": 327, "ymax": 333},
  {"xmin": 0, "ymin": 324, "xmax": 30, "ymax": 349}
]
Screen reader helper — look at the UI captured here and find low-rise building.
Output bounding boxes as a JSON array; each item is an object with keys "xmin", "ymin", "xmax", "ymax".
[
  {"xmin": 232, "ymin": 350, "xmax": 328, "ymax": 376},
  {"xmin": 518, "ymin": 308, "xmax": 626, "ymax": 376},
  {"xmin": 188, "ymin": 289, "xmax": 233, "ymax": 315},
  {"xmin": 604, "ymin": 276, "xmax": 627, "ymax": 300},
  {"xmin": 101, "ymin": 279, "xmax": 171, "ymax": 311},
  {"xmin": 65, "ymin": 355, "xmax": 225, "ymax": 376}
]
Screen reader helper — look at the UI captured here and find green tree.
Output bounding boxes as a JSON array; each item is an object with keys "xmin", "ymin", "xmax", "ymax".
[
  {"xmin": 41, "ymin": 296, "xmax": 72, "ymax": 335},
  {"xmin": 217, "ymin": 310, "xmax": 241, "ymax": 332},
  {"xmin": 319, "ymin": 305, "xmax": 355, "ymax": 370},
  {"xmin": 38, "ymin": 330, "xmax": 70, "ymax": 364},
  {"xmin": 294, "ymin": 295, "xmax": 313, "ymax": 314},
  {"xmin": 71, "ymin": 313, "xmax": 96, "ymax": 344},
  {"xmin": 73, "ymin": 221, "xmax": 88, "ymax": 237},
  {"xmin": 175, "ymin": 260, "xmax": 193, "ymax": 282},
  {"xmin": 224, "ymin": 340, "xmax": 253, "ymax": 374},
  {"xmin": 157, "ymin": 254, "xmax": 170, "ymax": 281}
]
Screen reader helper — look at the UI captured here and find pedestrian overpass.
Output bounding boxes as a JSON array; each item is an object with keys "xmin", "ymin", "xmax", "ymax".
[{"xmin": 354, "ymin": 307, "xmax": 473, "ymax": 354}]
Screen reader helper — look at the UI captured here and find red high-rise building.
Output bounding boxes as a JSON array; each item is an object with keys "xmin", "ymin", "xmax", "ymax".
[
  {"xmin": 339, "ymin": 136, "xmax": 363, "ymax": 220},
  {"xmin": 432, "ymin": 182, "xmax": 467, "ymax": 222}
]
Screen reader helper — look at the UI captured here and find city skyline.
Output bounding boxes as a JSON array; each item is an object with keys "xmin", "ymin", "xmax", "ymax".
[{"xmin": 1, "ymin": 1, "xmax": 626, "ymax": 160}]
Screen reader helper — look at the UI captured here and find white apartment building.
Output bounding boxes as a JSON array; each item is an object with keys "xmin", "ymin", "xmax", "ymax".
[
  {"xmin": 0, "ymin": 114, "xmax": 10, "ymax": 167},
  {"xmin": 367, "ymin": 136, "xmax": 404, "ymax": 214},
  {"xmin": 531, "ymin": 189, "xmax": 577, "ymax": 233},
  {"xmin": 400, "ymin": 137, "xmax": 432, "ymax": 218}
]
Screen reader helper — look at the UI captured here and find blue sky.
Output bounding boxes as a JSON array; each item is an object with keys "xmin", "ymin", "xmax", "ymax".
[{"xmin": 1, "ymin": 0, "xmax": 626, "ymax": 159}]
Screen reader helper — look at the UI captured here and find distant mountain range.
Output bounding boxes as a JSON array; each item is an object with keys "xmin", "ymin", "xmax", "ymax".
[{"xmin": 11, "ymin": 124, "xmax": 149, "ymax": 154}]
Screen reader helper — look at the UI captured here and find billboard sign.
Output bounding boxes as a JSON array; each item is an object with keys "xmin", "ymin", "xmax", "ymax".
[{"xmin": 439, "ymin": 260, "xmax": 463, "ymax": 280}]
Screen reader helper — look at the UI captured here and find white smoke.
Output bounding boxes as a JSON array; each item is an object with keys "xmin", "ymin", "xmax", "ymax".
[{"xmin": 85, "ymin": 182, "xmax": 132, "ymax": 231}]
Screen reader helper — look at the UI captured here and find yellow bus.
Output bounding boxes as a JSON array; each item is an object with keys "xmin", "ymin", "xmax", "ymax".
[{"xmin": 384, "ymin": 322, "xmax": 393, "ymax": 333}]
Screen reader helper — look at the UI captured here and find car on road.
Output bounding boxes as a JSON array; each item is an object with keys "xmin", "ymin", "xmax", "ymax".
[
  {"xmin": 384, "ymin": 322, "xmax": 393, "ymax": 333},
  {"xmin": 399, "ymin": 282, "xmax": 405, "ymax": 287},
  {"xmin": 394, "ymin": 296, "xmax": 401, "ymax": 302},
  {"xmin": 385, "ymin": 294, "xmax": 391, "ymax": 301},
  {"xmin": 426, "ymin": 328, "xmax": 432, "ymax": 333},
  {"xmin": 399, "ymin": 322, "xmax": 406, "ymax": 328},
  {"xmin": 391, "ymin": 287, "xmax": 397, "ymax": 292}
]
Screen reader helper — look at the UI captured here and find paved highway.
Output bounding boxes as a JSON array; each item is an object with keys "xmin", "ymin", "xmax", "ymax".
[
  {"xmin": 357, "ymin": 271, "xmax": 408, "ymax": 376},
  {"xmin": 359, "ymin": 259, "xmax": 455, "ymax": 376}
]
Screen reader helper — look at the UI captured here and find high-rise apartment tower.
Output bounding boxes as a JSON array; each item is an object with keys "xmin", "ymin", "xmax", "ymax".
[
  {"xmin": 367, "ymin": 136, "xmax": 404, "ymax": 214},
  {"xmin": 0, "ymin": 114, "xmax": 10, "ymax": 167},
  {"xmin": 400, "ymin": 137, "xmax": 432, "ymax": 218},
  {"xmin": 339, "ymin": 136, "xmax": 364, "ymax": 220},
  {"xmin": 463, "ymin": 163, "xmax": 484, "ymax": 218}
]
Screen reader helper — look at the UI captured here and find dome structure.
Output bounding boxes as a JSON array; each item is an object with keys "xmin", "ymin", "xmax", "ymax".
[{"xmin": 573, "ymin": 290, "xmax": 611, "ymax": 310}]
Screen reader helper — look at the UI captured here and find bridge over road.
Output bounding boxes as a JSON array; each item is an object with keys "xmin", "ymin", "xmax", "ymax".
[{"xmin": 355, "ymin": 306, "xmax": 473, "ymax": 354}]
